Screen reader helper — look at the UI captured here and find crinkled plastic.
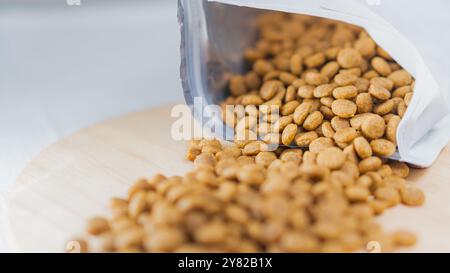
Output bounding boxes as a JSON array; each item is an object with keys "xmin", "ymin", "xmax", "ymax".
[{"xmin": 178, "ymin": 0, "xmax": 450, "ymax": 167}]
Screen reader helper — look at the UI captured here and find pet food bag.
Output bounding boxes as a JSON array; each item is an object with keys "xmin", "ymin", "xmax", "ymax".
[{"xmin": 178, "ymin": 0, "xmax": 450, "ymax": 167}]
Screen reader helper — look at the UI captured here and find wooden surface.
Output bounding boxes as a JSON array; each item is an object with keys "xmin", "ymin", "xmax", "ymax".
[{"xmin": 4, "ymin": 104, "xmax": 450, "ymax": 252}]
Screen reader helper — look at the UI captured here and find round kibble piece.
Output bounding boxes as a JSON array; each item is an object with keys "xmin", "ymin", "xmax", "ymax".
[
  {"xmin": 345, "ymin": 186, "xmax": 370, "ymax": 202},
  {"xmin": 337, "ymin": 48, "xmax": 363, "ymax": 68},
  {"xmin": 388, "ymin": 70, "xmax": 412, "ymax": 88},
  {"xmin": 371, "ymin": 57, "xmax": 392, "ymax": 77},
  {"xmin": 369, "ymin": 84, "xmax": 391, "ymax": 100},
  {"xmin": 390, "ymin": 161, "xmax": 409, "ymax": 178},
  {"xmin": 353, "ymin": 137, "xmax": 372, "ymax": 159},
  {"xmin": 400, "ymin": 187, "xmax": 425, "ymax": 206},
  {"xmin": 333, "ymin": 86, "xmax": 358, "ymax": 99},
  {"xmin": 386, "ymin": 115, "xmax": 401, "ymax": 143},
  {"xmin": 361, "ymin": 115, "xmax": 386, "ymax": 139},
  {"xmin": 87, "ymin": 217, "xmax": 110, "ymax": 235},
  {"xmin": 334, "ymin": 127, "xmax": 358, "ymax": 143},
  {"xmin": 375, "ymin": 187, "xmax": 400, "ymax": 207},
  {"xmin": 359, "ymin": 156, "xmax": 382, "ymax": 173},
  {"xmin": 303, "ymin": 111, "xmax": 324, "ymax": 131},
  {"xmin": 371, "ymin": 139, "xmax": 396, "ymax": 156},
  {"xmin": 317, "ymin": 147, "xmax": 346, "ymax": 170},
  {"xmin": 309, "ymin": 137, "xmax": 334, "ymax": 153},
  {"xmin": 282, "ymin": 124, "xmax": 298, "ymax": 145},
  {"xmin": 331, "ymin": 99, "xmax": 357, "ymax": 118}
]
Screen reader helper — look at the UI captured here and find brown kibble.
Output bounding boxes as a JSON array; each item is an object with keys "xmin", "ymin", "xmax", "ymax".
[
  {"xmin": 290, "ymin": 53, "xmax": 303, "ymax": 75},
  {"xmin": 317, "ymin": 147, "xmax": 346, "ymax": 169},
  {"xmin": 309, "ymin": 137, "xmax": 335, "ymax": 153},
  {"xmin": 282, "ymin": 123, "xmax": 298, "ymax": 145},
  {"xmin": 128, "ymin": 179, "xmax": 153, "ymax": 199},
  {"xmin": 353, "ymin": 136, "xmax": 372, "ymax": 159},
  {"xmin": 371, "ymin": 77, "xmax": 394, "ymax": 91},
  {"xmin": 392, "ymin": 230, "xmax": 417, "ymax": 247},
  {"xmin": 237, "ymin": 164, "xmax": 265, "ymax": 185},
  {"xmin": 321, "ymin": 121, "xmax": 335, "ymax": 138},
  {"xmin": 244, "ymin": 71, "xmax": 261, "ymax": 90},
  {"xmin": 389, "ymin": 161, "xmax": 410, "ymax": 178},
  {"xmin": 374, "ymin": 99, "xmax": 394, "ymax": 116},
  {"xmin": 376, "ymin": 46, "xmax": 393, "ymax": 61},
  {"xmin": 334, "ymin": 127, "xmax": 358, "ymax": 143},
  {"xmin": 281, "ymin": 100, "xmax": 300, "ymax": 115},
  {"xmin": 400, "ymin": 187, "xmax": 425, "ymax": 206},
  {"xmin": 361, "ymin": 114, "xmax": 386, "ymax": 139},
  {"xmin": 260, "ymin": 80, "xmax": 284, "ymax": 100},
  {"xmin": 369, "ymin": 200, "xmax": 388, "ymax": 215},
  {"xmin": 114, "ymin": 226, "xmax": 144, "ymax": 250},
  {"xmin": 383, "ymin": 176, "xmax": 406, "ymax": 190},
  {"xmin": 404, "ymin": 92, "xmax": 413, "ymax": 106},
  {"xmin": 194, "ymin": 222, "xmax": 228, "ymax": 244},
  {"xmin": 386, "ymin": 115, "xmax": 401, "ymax": 143},
  {"xmin": 128, "ymin": 191, "xmax": 148, "ymax": 219},
  {"xmin": 375, "ymin": 187, "xmax": 400, "ymax": 207},
  {"xmin": 285, "ymin": 85, "xmax": 297, "ymax": 102},
  {"xmin": 314, "ymin": 84, "xmax": 335, "ymax": 98},
  {"xmin": 295, "ymin": 131, "xmax": 319, "ymax": 147},
  {"xmin": 274, "ymin": 115, "xmax": 294, "ymax": 132},
  {"xmin": 370, "ymin": 139, "xmax": 396, "ymax": 156},
  {"xmin": 392, "ymin": 86, "xmax": 411, "ymax": 98},
  {"xmin": 241, "ymin": 94, "xmax": 264, "ymax": 105},
  {"xmin": 305, "ymin": 52, "xmax": 326, "ymax": 68},
  {"xmin": 144, "ymin": 227, "xmax": 186, "ymax": 251},
  {"xmin": 87, "ymin": 217, "xmax": 110, "ymax": 235},
  {"xmin": 331, "ymin": 116, "xmax": 350, "ymax": 131},
  {"xmin": 337, "ymin": 48, "xmax": 362, "ymax": 68},
  {"xmin": 354, "ymin": 37, "xmax": 375, "ymax": 57},
  {"xmin": 333, "ymin": 85, "xmax": 358, "ymax": 99},
  {"xmin": 255, "ymin": 151, "xmax": 277, "ymax": 167},
  {"xmin": 371, "ymin": 57, "xmax": 392, "ymax": 76},
  {"xmin": 305, "ymin": 71, "xmax": 329, "ymax": 86},
  {"xmin": 280, "ymin": 72, "xmax": 297, "ymax": 85},
  {"xmin": 293, "ymin": 102, "xmax": 312, "ymax": 125},
  {"xmin": 359, "ymin": 156, "xmax": 382, "ymax": 173},
  {"xmin": 280, "ymin": 149, "xmax": 303, "ymax": 164},
  {"xmin": 397, "ymin": 101, "xmax": 407, "ymax": 117},
  {"xmin": 331, "ymin": 99, "xmax": 357, "ymax": 118},
  {"xmin": 321, "ymin": 61, "xmax": 340, "ymax": 78},
  {"xmin": 194, "ymin": 153, "xmax": 216, "ymax": 167},
  {"xmin": 297, "ymin": 85, "xmax": 315, "ymax": 99},
  {"xmin": 253, "ymin": 59, "xmax": 274, "ymax": 75},
  {"xmin": 334, "ymin": 73, "xmax": 357, "ymax": 86},
  {"xmin": 369, "ymin": 84, "xmax": 391, "ymax": 100},
  {"xmin": 242, "ymin": 141, "xmax": 264, "ymax": 156},
  {"xmin": 345, "ymin": 186, "xmax": 370, "ymax": 202},
  {"xmin": 303, "ymin": 111, "xmax": 324, "ymax": 130},
  {"xmin": 388, "ymin": 70, "xmax": 412, "ymax": 88},
  {"xmin": 229, "ymin": 75, "xmax": 247, "ymax": 96}
]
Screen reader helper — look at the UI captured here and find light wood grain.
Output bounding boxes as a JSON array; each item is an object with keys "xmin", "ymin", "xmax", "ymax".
[{"xmin": 4, "ymin": 104, "xmax": 450, "ymax": 252}]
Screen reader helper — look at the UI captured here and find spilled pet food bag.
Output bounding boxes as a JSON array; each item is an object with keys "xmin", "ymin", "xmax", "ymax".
[{"xmin": 178, "ymin": 0, "xmax": 450, "ymax": 167}]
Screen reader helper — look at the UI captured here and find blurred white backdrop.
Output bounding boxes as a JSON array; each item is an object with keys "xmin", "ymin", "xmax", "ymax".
[
  {"xmin": 0, "ymin": 0, "xmax": 182, "ymax": 250},
  {"xmin": 0, "ymin": 0, "xmax": 182, "ymax": 190}
]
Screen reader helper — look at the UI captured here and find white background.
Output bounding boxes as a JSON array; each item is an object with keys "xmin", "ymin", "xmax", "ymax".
[{"xmin": 0, "ymin": 0, "xmax": 449, "ymax": 251}]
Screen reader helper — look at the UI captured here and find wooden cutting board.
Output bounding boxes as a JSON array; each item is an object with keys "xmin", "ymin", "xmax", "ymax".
[{"xmin": 4, "ymin": 103, "xmax": 450, "ymax": 252}]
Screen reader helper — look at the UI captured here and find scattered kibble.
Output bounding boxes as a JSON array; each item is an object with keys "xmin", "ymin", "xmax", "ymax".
[{"xmin": 75, "ymin": 12, "xmax": 424, "ymax": 253}]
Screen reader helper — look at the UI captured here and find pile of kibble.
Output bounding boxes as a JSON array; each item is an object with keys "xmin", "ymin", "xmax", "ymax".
[{"xmin": 75, "ymin": 13, "xmax": 424, "ymax": 253}]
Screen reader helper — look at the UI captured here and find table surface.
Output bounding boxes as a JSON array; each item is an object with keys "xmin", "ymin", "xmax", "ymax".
[{"xmin": 5, "ymin": 104, "xmax": 450, "ymax": 252}]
